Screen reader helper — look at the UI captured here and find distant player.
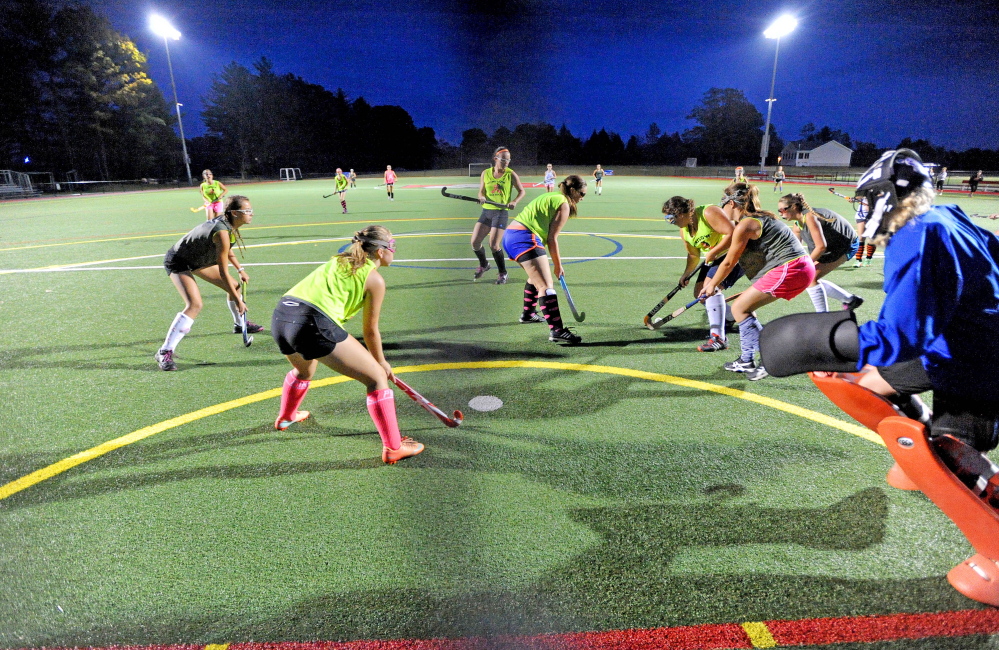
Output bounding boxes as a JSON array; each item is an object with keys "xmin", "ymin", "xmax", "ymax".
[
  {"xmin": 155, "ymin": 195, "xmax": 261, "ymax": 371},
  {"xmin": 348, "ymin": 169, "xmax": 357, "ymax": 188},
  {"xmin": 384, "ymin": 165, "xmax": 396, "ymax": 200},
  {"xmin": 270, "ymin": 225, "xmax": 424, "ymax": 464},
  {"xmin": 734, "ymin": 166, "xmax": 747, "ymax": 183},
  {"xmin": 773, "ymin": 166, "xmax": 786, "ymax": 193},
  {"xmin": 935, "ymin": 166, "xmax": 947, "ymax": 193},
  {"xmin": 662, "ymin": 195, "xmax": 739, "ymax": 353},
  {"xmin": 850, "ymin": 195, "xmax": 876, "ymax": 267},
  {"xmin": 502, "ymin": 175, "xmax": 587, "ymax": 344},
  {"xmin": 969, "ymin": 170, "xmax": 984, "ymax": 197},
  {"xmin": 543, "ymin": 163, "xmax": 556, "ymax": 192},
  {"xmin": 199, "ymin": 169, "xmax": 227, "ymax": 221},
  {"xmin": 592, "ymin": 164, "xmax": 604, "ymax": 195},
  {"xmin": 472, "ymin": 146, "xmax": 526, "ymax": 284},
  {"xmin": 778, "ymin": 193, "xmax": 862, "ymax": 312},
  {"xmin": 333, "ymin": 168, "xmax": 349, "ymax": 213}
]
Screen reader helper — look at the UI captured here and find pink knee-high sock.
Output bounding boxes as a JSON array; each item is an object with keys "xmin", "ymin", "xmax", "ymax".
[
  {"xmin": 278, "ymin": 371, "xmax": 310, "ymax": 421},
  {"xmin": 366, "ymin": 388, "xmax": 402, "ymax": 450}
]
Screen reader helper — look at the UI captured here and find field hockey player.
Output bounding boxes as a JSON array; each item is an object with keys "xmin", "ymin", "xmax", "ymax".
[
  {"xmin": 199, "ymin": 169, "xmax": 228, "ymax": 221},
  {"xmin": 502, "ymin": 175, "xmax": 587, "ymax": 344},
  {"xmin": 471, "ymin": 146, "xmax": 526, "ymax": 284},
  {"xmin": 384, "ymin": 165, "xmax": 396, "ymax": 200},
  {"xmin": 156, "ymin": 195, "xmax": 261, "ymax": 371},
  {"xmin": 333, "ymin": 168, "xmax": 350, "ymax": 213},
  {"xmin": 662, "ymin": 196, "xmax": 738, "ymax": 352},
  {"xmin": 270, "ymin": 225, "xmax": 424, "ymax": 464}
]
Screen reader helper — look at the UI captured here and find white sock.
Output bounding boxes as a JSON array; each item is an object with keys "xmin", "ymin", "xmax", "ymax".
[
  {"xmin": 705, "ymin": 291, "xmax": 726, "ymax": 339},
  {"xmin": 819, "ymin": 279, "xmax": 854, "ymax": 304},
  {"xmin": 162, "ymin": 312, "xmax": 194, "ymax": 352},
  {"xmin": 806, "ymin": 284, "xmax": 828, "ymax": 312},
  {"xmin": 227, "ymin": 298, "xmax": 241, "ymax": 325},
  {"xmin": 545, "ymin": 288, "xmax": 557, "ymax": 296}
]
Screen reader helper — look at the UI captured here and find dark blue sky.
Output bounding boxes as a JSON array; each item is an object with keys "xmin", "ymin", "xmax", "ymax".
[{"xmin": 95, "ymin": 0, "xmax": 999, "ymax": 151}]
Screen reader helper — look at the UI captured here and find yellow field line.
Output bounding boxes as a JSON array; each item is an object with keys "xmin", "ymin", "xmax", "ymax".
[
  {"xmin": 743, "ymin": 621, "xmax": 778, "ymax": 647},
  {"xmin": 0, "ymin": 361, "xmax": 877, "ymax": 502}
]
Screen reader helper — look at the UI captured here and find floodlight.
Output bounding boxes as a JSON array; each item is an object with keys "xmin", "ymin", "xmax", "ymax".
[
  {"xmin": 764, "ymin": 15, "xmax": 797, "ymax": 39},
  {"xmin": 150, "ymin": 15, "xmax": 181, "ymax": 40}
]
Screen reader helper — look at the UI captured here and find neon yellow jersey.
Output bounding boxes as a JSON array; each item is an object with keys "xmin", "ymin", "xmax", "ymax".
[
  {"xmin": 679, "ymin": 205, "xmax": 727, "ymax": 256},
  {"xmin": 513, "ymin": 192, "xmax": 568, "ymax": 243},
  {"xmin": 335, "ymin": 175, "xmax": 349, "ymax": 191},
  {"xmin": 201, "ymin": 180, "xmax": 223, "ymax": 202},
  {"xmin": 286, "ymin": 258, "xmax": 375, "ymax": 325},
  {"xmin": 482, "ymin": 166, "xmax": 513, "ymax": 210}
]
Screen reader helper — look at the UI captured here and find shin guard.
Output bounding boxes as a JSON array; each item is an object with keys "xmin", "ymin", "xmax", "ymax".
[
  {"xmin": 367, "ymin": 388, "xmax": 402, "ymax": 451},
  {"xmin": 877, "ymin": 417, "xmax": 999, "ymax": 606},
  {"xmin": 278, "ymin": 371, "xmax": 310, "ymax": 423}
]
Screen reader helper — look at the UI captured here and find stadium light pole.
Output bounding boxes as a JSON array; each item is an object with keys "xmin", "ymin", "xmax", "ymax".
[
  {"xmin": 150, "ymin": 15, "xmax": 193, "ymax": 186},
  {"xmin": 759, "ymin": 14, "xmax": 797, "ymax": 174}
]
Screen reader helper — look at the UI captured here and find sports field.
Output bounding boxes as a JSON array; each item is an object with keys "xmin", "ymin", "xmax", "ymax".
[{"xmin": 2, "ymin": 176, "xmax": 998, "ymax": 649}]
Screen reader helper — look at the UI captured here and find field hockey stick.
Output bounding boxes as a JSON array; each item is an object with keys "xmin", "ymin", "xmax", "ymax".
[
  {"xmin": 643, "ymin": 262, "xmax": 705, "ymax": 329},
  {"xmin": 828, "ymin": 187, "xmax": 858, "ymax": 202},
  {"xmin": 190, "ymin": 202, "xmax": 209, "ymax": 212},
  {"xmin": 441, "ymin": 187, "xmax": 509, "ymax": 209},
  {"xmin": 650, "ymin": 291, "xmax": 743, "ymax": 330},
  {"xmin": 239, "ymin": 279, "xmax": 253, "ymax": 347},
  {"xmin": 558, "ymin": 274, "xmax": 586, "ymax": 322},
  {"xmin": 391, "ymin": 376, "xmax": 463, "ymax": 427}
]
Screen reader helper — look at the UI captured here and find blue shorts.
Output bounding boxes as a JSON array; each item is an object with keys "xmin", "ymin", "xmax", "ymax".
[
  {"xmin": 502, "ymin": 227, "xmax": 546, "ymax": 262},
  {"xmin": 696, "ymin": 255, "xmax": 744, "ymax": 290}
]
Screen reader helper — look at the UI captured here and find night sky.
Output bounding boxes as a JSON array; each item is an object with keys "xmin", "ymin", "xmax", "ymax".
[{"xmin": 91, "ymin": 0, "xmax": 999, "ymax": 151}]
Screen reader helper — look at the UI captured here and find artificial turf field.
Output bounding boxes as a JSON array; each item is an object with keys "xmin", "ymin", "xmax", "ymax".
[{"xmin": 2, "ymin": 175, "xmax": 999, "ymax": 650}]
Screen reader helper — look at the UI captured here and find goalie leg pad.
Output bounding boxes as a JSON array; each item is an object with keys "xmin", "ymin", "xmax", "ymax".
[{"xmin": 760, "ymin": 310, "xmax": 860, "ymax": 377}]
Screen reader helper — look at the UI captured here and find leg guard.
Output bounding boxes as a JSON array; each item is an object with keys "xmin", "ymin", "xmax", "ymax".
[
  {"xmin": 760, "ymin": 310, "xmax": 859, "ymax": 377},
  {"xmin": 878, "ymin": 417, "xmax": 999, "ymax": 606},
  {"xmin": 809, "ymin": 372, "xmax": 918, "ymax": 491}
]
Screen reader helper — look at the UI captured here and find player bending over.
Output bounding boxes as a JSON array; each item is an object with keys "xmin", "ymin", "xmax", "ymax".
[
  {"xmin": 502, "ymin": 175, "xmax": 587, "ymax": 344},
  {"xmin": 270, "ymin": 225, "xmax": 424, "ymax": 464},
  {"xmin": 472, "ymin": 146, "xmax": 526, "ymax": 284},
  {"xmin": 156, "ymin": 195, "xmax": 261, "ymax": 371}
]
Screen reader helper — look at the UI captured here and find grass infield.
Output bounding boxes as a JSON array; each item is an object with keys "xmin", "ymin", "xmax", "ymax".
[{"xmin": 1, "ymin": 175, "xmax": 998, "ymax": 649}]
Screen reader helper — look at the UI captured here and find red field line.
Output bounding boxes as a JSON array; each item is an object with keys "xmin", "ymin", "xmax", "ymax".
[{"xmin": 18, "ymin": 608, "xmax": 999, "ymax": 650}]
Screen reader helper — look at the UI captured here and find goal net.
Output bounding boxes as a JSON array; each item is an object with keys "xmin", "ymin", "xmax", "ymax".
[
  {"xmin": 468, "ymin": 163, "xmax": 490, "ymax": 177},
  {"xmin": 279, "ymin": 168, "xmax": 302, "ymax": 181}
]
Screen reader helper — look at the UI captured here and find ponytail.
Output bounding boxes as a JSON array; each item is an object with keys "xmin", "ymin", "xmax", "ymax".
[
  {"xmin": 337, "ymin": 225, "xmax": 394, "ymax": 274},
  {"xmin": 559, "ymin": 174, "xmax": 587, "ymax": 218}
]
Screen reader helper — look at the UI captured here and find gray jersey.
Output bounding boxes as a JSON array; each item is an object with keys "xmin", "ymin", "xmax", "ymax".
[
  {"xmin": 166, "ymin": 218, "xmax": 232, "ymax": 270},
  {"xmin": 740, "ymin": 214, "xmax": 808, "ymax": 280},
  {"xmin": 801, "ymin": 208, "xmax": 858, "ymax": 261}
]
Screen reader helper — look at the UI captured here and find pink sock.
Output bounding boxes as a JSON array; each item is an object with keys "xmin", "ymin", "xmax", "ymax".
[
  {"xmin": 366, "ymin": 389, "xmax": 402, "ymax": 450},
  {"xmin": 278, "ymin": 371, "xmax": 310, "ymax": 422}
]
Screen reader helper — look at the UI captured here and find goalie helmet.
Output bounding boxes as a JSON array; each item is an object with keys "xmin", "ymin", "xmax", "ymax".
[{"xmin": 855, "ymin": 148, "xmax": 933, "ymax": 238}]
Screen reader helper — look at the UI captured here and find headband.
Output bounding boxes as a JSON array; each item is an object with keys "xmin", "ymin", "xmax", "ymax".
[
  {"xmin": 495, "ymin": 149, "xmax": 510, "ymax": 155},
  {"xmin": 352, "ymin": 234, "xmax": 394, "ymax": 250}
]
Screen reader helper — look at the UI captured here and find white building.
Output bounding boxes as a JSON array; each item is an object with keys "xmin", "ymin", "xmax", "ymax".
[{"xmin": 781, "ymin": 140, "xmax": 854, "ymax": 167}]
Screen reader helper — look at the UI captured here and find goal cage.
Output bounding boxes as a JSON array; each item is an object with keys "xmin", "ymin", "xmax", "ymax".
[
  {"xmin": 279, "ymin": 168, "xmax": 302, "ymax": 181},
  {"xmin": 468, "ymin": 163, "xmax": 491, "ymax": 177}
]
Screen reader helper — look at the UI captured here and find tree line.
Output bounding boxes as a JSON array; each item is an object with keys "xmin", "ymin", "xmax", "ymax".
[{"xmin": 3, "ymin": 2, "xmax": 997, "ymax": 181}]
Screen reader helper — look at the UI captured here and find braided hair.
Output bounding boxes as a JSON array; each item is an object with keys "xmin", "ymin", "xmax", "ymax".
[{"xmin": 222, "ymin": 194, "xmax": 249, "ymax": 257}]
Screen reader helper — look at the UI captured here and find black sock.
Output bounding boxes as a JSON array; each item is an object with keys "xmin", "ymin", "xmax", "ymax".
[
  {"xmin": 473, "ymin": 247, "xmax": 488, "ymax": 267},
  {"xmin": 523, "ymin": 282, "xmax": 539, "ymax": 315},
  {"xmin": 491, "ymin": 249, "xmax": 507, "ymax": 274},
  {"xmin": 341, "ymin": 200, "xmax": 347, "ymax": 210},
  {"xmin": 539, "ymin": 294, "xmax": 564, "ymax": 331}
]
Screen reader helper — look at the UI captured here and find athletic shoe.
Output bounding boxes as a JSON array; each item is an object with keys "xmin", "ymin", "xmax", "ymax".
[
  {"xmin": 746, "ymin": 365, "xmax": 769, "ymax": 381},
  {"xmin": 843, "ymin": 295, "xmax": 865, "ymax": 311},
  {"xmin": 519, "ymin": 311, "xmax": 545, "ymax": 323},
  {"xmin": 852, "ymin": 259, "xmax": 863, "ymax": 268},
  {"xmin": 383, "ymin": 437, "xmax": 424, "ymax": 464},
  {"xmin": 342, "ymin": 208, "xmax": 348, "ymax": 214},
  {"xmin": 233, "ymin": 321, "xmax": 264, "ymax": 334},
  {"xmin": 549, "ymin": 327, "xmax": 582, "ymax": 344},
  {"xmin": 274, "ymin": 410, "xmax": 311, "ymax": 431},
  {"xmin": 697, "ymin": 334, "xmax": 728, "ymax": 352},
  {"xmin": 473, "ymin": 263, "xmax": 491, "ymax": 280},
  {"xmin": 154, "ymin": 349, "xmax": 176, "ymax": 371},
  {"xmin": 723, "ymin": 357, "xmax": 756, "ymax": 373},
  {"xmin": 496, "ymin": 272, "xmax": 509, "ymax": 284},
  {"xmin": 863, "ymin": 258, "xmax": 873, "ymax": 267}
]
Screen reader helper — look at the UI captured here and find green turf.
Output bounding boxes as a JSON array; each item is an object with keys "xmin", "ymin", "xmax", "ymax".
[{"xmin": 1, "ymin": 176, "xmax": 997, "ymax": 648}]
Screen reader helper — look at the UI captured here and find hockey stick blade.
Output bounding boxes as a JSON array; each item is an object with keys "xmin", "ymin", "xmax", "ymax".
[
  {"xmin": 643, "ymin": 262, "xmax": 705, "ymax": 329},
  {"xmin": 392, "ymin": 376, "xmax": 463, "ymax": 427},
  {"xmin": 240, "ymin": 280, "xmax": 253, "ymax": 347},
  {"xmin": 440, "ymin": 187, "xmax": 508, "ymax": 209},
  {"xmin": 558, "ymin": 275, "xmax": 585, "ymax": 322},
  {"xmin": 650, "ymin": 291, "xmax": 743, "ymax": 330}
]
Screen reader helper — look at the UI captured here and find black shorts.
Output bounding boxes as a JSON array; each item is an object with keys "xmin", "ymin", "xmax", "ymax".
[
  {"xmin": 877, "ymin": 358, "xmax": 933, "ymax": 395},
  {"xmin": 163, "ymin": 250, "xmax": 197, "ymax": 276},
  {"xmin": 695, "ymin": 255, "xmax": 744, "ymax": 290},
  {"xmin": 477, "ymin": 208, "xmax": 509, "ymax": 229},
  {"xmin": 271, "ymin": 297, "xmax": 349, "ymax": 360},
  {"xmin": 817, "ymin": 246, "xmax": 853, "ymax": 265}
]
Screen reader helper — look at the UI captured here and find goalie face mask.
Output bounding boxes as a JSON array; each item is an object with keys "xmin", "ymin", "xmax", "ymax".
[{"xmin": 855, "ymin": 148, "xmax": 933, "ymax": 239}]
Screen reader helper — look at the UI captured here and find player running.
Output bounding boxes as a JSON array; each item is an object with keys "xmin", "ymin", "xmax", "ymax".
[
  {"xmin": 333, "ymin": 168, "xmax": 349, "ymax": 213},
  {"xmin": 543, "ymin": 163, "xmax": 556, "ymax": 192},
  {"xmin": 662, "ymin": 196, "xmax": 738, "ymax": 352},
  {"xmin": 773, "ymin": 166, "xmax": 786, "ymax": 193},
  {"xmin": 472, "ymin": 146, "xmax": 526, "ymax": 284},
  {"xmin": 502, "ymin": 175, "xmax": 587, "ymax": 344},
  {"xmin": 384, "ymin": 165, "xmax": 396, "ymax": 201},
  {"xmin": 778, "ymin": 193, "xmax": 863, "ymax": 312},
  {"xmin": 270, "ymin": 225, "xmax": 424, "ymax": 464},
  {"xmin": 155, "ymin": 195, "xmax": 261, "ymax": 371},
  {"xmin": 698, "ymin": 182, "xmax": 815, "ymax": 380},
  {"xmin": 348, "ymin": 169, "xmax": 357, "ymax": 188},
  {"xmin": 592, "ymin": 164, "xmax": 604, "ymax": 195},
  {"xmin": 199, "ymin": 169, "xmax": 228, "ymax": 221}
]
